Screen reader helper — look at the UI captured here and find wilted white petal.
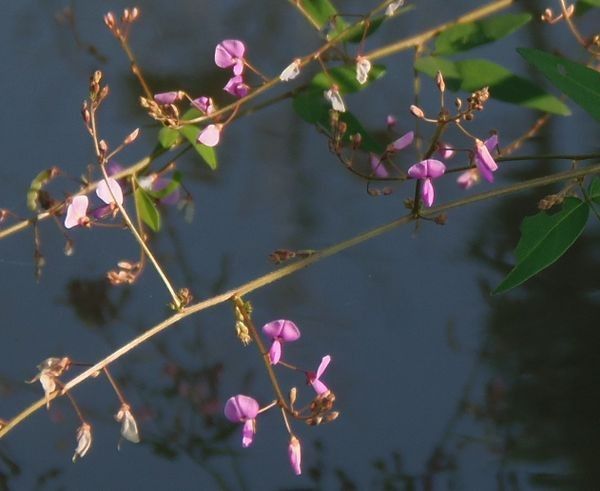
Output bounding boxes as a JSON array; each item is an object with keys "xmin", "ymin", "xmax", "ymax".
[
  {"xmin": 324, "ymin": 88, "xmax": 346, "ymax": 112},
  {"xmin": 115, "ymin": 405, "xmax": 140, "ymax": 444},
  {"xmin": 385, "ymin": 0, "xmax": 405, "ymax": 16},
  {"xmin": 39, "ymin": 373, "xmax": 57, "ymax": 409},
  {"xmin": 355, "ymin": 57, "xmax": 372, "ymax": 85},
  {"xmin": 279, "ymin": 59, "xmax": 301, "ymax": 82},
  {"xmin": 72, "ymin": 423, "xmax": 93, "ymax": 462}
]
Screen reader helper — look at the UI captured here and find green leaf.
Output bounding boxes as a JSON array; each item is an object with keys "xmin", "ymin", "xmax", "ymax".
[
  {"xmin": 588, "ymin": 176, "xmax": 600, "ymax": 204},
  {"xmin": 576, "ymin": 0, "xmax": 600, "ymax": 16},
  {"xmin": 333, "ymin": 16, "xmax": 385, "ymax": 43},
  {"xmin": 518, "ymin": 48, "xmax": 600, "ymax": 122},
  {"xmin": 292, "ymin": 88, "xmax": 384, "ymax": 153},
  {"xmin": 27, "ymin": 167, "xmax": 58, "ymax": 211},
  {"xmin": 179, "ymin": 125, "xmax": 218, "ymax": 170},
  {"xmin": 298, "ymin": 0, "xmax": 347, "ymax": 32},
  {"xmin": 310, "ymin": 64, "xmax": 387, "ymax": 92},
  {"xmin": 134, "ymin": 188, "xmax": 161, "ymax": 232},
  {"xmin": 414, "ymin": 56, "xmax": 571, "ymax": 115},
  {"xmin": 434, "ymin": 13, "xmax": 532, "ymax": 55},
  {"xmin": 158, "ymin": 127, "xmax": 182, "ymax": 149},
  {"xmin": 493, "ymin": 198, "xmax": 589, "ymax": 294}
]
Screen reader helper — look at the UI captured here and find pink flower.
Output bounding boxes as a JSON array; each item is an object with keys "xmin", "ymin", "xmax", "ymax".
[
  {"xmin": 215, "ymin": 39, "xmax": 246, "ymax": 75},
  {"xmin": 386, "ymin": 114, "xmax": 397, "ymax": 129},
  {"xmin": 457, "ymin": 168, "xmax": 480, "ymax": 189},
  {"xmin": 191, "ymin": 96, "xmax": 215, "ymax": 114},
  {"xmin": 307, "ymin": 355, "xmax": 331, "ymax": 395},
  {"xmin": 370, "ymin": 153, "xmax": 389, "ymax": 178},
  {"xmin": 224, "ymin": 395, "xmax": 260, "ymax": 447},
  {"xmin": 407, "ymin": 159, "xmax": 446, "ymax": 207},
  {"xmin": 262, "ymin": 320, "xmax": 301, "ymax": 365},
  {"xmin": 96, "ymin": 177, "xmax": 123, "ymax": 206},
  {"xmin": 197, "ymin": 124, "xmax": 222, "ymax": 147},
  {"xmin": 437, "ymin": 142, "xmax": 455, "ymax": 160},
  {"xmin": 153, "ymin": 91, "xmax": 183, "ymax": 105},
  {"xmin": 64, "ymin": 196, "xmax": 90, "ymax": 229},
  {"xmin": 386, "ymin": 131, "xmax": 414, "ymax": 153},
  {"xmin": 474, "ymin": 135, "xmax": 499, "ymax": 183},
  {"xmin": 288, "ymin": 436, "xmax": 302, "ymax": 475},
  {"xmin": 224, "ymin": 75, "xmax": 250, "ymax": 98}
]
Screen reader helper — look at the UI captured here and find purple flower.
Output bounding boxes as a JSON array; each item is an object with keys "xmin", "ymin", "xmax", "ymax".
[
  {"xmin": 474, "ymin": 135, "xmax": 499, "ymax": 183},
  {"xmin": 224, "ymin": 395, "xmax": 259, "ymax": 447},
  {"xmin": 370, "ymin": 153, "xmax": 389, "ymax": 178},
  {"xmin": 139, "ymin": 175, "xmax": 181, "ymax": 205},
  {"xmin": 64, "ymin": 196, "xmax": 90, "ymax": 229},
  {"xmin": 407, "ymin": 159, "xmax": 446, "ymax": 207},
  {"xmin": 308, "ymin": 355, "xmax": 331, "ymax": 395},
  {"xmin": 215, "ymin": 39, "xmax": 246, "ymax": 75},
  {"xmin": 262, "ymin": 320, "xmax": 301, "ymax": 365},
  {"xmin": 197, "ymin": 124, "xmax": 222, "ymax": 147},
  {"xmin": 386, "ymin": 131, "xmax": 414, "ymax": 153},
  {"xmin": 288, "ymin": 436, "xmax": 302, "ymax": 475},
  {"xmin": 153, "ymin": 91, "xmax": 183, "ymax": 105},
  {"xmin": 191, "ymin": 96, "xmax": 215, "ymax": 114},
  {"xmin": 224, "ymin": 75, "xmax": 250, "ymax": 98}
]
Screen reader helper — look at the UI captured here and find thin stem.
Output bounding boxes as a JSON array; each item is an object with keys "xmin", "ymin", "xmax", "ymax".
[
  {"xmin": 103, "ymin": 367, "xmax": 126, "ymax": 405},
  {"xmin": 233, "ymin": 297, "xmax": 289, "ymax": 410},
  {"xmin": 365, "ymin": 0, "xmax": 514, "ymax": 61},
  {"xmin": 2, "ymin": 162, "xmax": 599, "ymax": 438}
]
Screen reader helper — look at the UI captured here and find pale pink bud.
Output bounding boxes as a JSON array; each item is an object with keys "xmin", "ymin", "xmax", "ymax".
[{"xmin": 288, "ymin": 436, "xmax": 302, "ymax": 475}]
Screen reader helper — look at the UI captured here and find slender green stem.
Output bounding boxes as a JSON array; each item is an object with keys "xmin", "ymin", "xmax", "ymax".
[{"xmin": 2, "ymin": 162, "xmax": 599, "ymax": 439}]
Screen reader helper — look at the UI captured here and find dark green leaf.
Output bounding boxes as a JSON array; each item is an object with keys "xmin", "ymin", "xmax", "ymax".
[
  {"xmin": 158, "ymin": 127, "xmax": 182, "ymax": 149},
  {"xmin": 134, "ymin": 188, "xmax": 161, "ymax": 232},
  {"xmin": 588, "ymin": 176, "xmax": 600, "ymax": 204},
  {"xmin": 298, "ymin": 0, "xmax": 347, "ymax": 32},
  {"xmin": 415, "ymin": 56, "xmax": 571, "ymax": 115},
  {"xmin": 333, "ymin": 16, "xmax": 385, "ymax": 43},
  {"xmin": 179, "ymin": 125, "xmax": 218, "ymax": 170},
  {"xmin": 493, "ymin": 198, "xmax": 589, "ymax": 294},
  {"xmin": 310, "ymin": 64, "xmax": 386, "ymax": 92},
  {"xmin": 292, "ymin": 88, "xmax": 384, "ymax": 153},
  {"xmin": 518, "ymin": 48, "xmax": 600, "ymax": 122},
  {"xmin": 434, "ymin": 13, "xmax": 532, "ymax": 55},
  {"xmin": 576, "ymin": 0, "xmax": 600, "ymax": 16}
]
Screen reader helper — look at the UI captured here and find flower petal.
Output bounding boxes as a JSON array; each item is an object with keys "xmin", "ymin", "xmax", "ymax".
[
  {"xmin": 370, "ymin": 153, "xmax": 389, "ymax": 178},
  {"xmin": 421, "ymin": 178, "xmax": 435, "ymax": 207},
  {"xmin": 269, "ymin": 339, "xmax": 282, "ymax": 365},
  {"xmin": 316, "ymin": 355, "xmax": 331, "ymax": 379},
  {"xmin": 96, "ymin": 177, "xmax": 123, "ymax": 206},
  {"xmin": 197, "ymin": 124, "xmax": 221, "ymax": 147},
  {"xmin": 387, "ymin": 131, "xmax": 414, "ymax": 152},
  {"xmin": 311, "ymin": 378, "xmax": 329, "ymax": 395},
  {"xmin": 355, "ymin": 57, "xmax": 372, "ymax": 85},
  {"xmin": 153, "ymin": 91, "xmax": 180, "ymax": 105},
  {"xmin": 224, "ymin": 394, "xmax": 259, "ymax": 422},
  {"xmin": 64, "ymin": 196, "xmax": 89, "ymax": 229},
  {"xmin": 72, "ymin": 423, "xmax": 92, "ymax": 462},
  {"xmin": 279, "ymin": 60, "xmax": 301, "ymax": 81},
  {"xmin": 242, "ymin": 419, "xmax": 255, "ymax": 447},
  {"xmin": 407, "ymin": 162, "xmax": 427, "ymax": 179},
  {"xmin": 288, "ymin": 436, "xmax": 302, "ymax": 475},
  {"xmin": 424, "ymin": 159, "xmax": 446, "ymax": 179},
  {"xmin": 475, "ymin": 139, "xmax": 498, "ymax": 173}
]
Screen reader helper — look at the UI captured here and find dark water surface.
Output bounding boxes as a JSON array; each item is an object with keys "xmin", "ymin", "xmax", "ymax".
[{"xmin": 0, "ymin": 1, "xmax": 598, "ymax": 490}]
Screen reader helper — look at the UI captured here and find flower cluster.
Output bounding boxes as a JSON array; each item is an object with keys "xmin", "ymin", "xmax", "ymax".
[
  {"xmin": 224, "ymin": 319, "xmax": 337, "ymax": 476},
  {"xmin": 64, "ymin": 176, "xmax": 123, "ymax": 229}
]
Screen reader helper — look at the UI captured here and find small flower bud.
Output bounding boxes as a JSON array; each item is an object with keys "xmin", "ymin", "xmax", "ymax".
[
  {"xmin": 435, "ymin": 70, "xmax": 445, "ymax": 92},
  {"xmin": 129, "ymin": 7, "xmax": 140, "ymax": 22},
  {"xmin": 409, "ymin": 104, "xmax": 425, "ymax": 119},
  {"xmin": 454, "ymin": 97, "xmax": 462, "ymax": 109},
  {"xmin": 434, "ymin": 213, "xmax": 448, "ymax": 225},
  {"xmin": 289, "ymin": 387, "xmax": 297, "ymax": 406},
  {"xmin": 104, "ymin": 12, "xmax": 116, "ymax": 30},
  {"xmin": 98, "ymin": 140, "xmax": 108, "ymax": 155},
  {"xmin": 288, "ymin": 436, "xmax": 302, "ymax": 475},
  {"xmin": 64, "ymin": 239, "xmax": 75, "ymax": 256},
  {"xmin": 326, "ymin": 411, "xmax": 340, "ymax": 422},
  {"xmin": 351, "ymin": 133, "xmax": 362, "ymax": 149},
  {"xmin": 124, "ymin": 128, "xmax": 140, "ymax": 145}
]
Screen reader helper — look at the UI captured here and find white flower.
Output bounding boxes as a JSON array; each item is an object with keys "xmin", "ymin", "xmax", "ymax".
[
  {"xmin": 72, "ymin": 423, "xmax": 93, "ymax": 462},
  {"xmin": 324, "ymin": 87, "xmax": 346, "ymax": 112},
  {"xmin": 279, "ymin": 59, "xmax": 301, "ymax": 82},
  {"xmin": 385, "ymin": 0, "xmax": 405, "ymax": 16},
  {"xmin": 115, "ymin": 404, "xmax": 141, "ymax": 445},
  {"xmin": 26, "ymin": 357, "xmax": 71, "ymax": 409},
  {"xmin": 355, "ymin": 57, "xmax": 372, "ymax": 85}
]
